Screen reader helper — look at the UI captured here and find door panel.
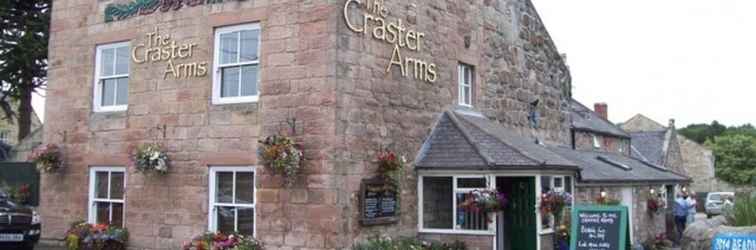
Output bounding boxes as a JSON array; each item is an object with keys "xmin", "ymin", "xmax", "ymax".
[{"xmin": 500, "ymin": 177, "xmax": 536, "ymax": 250}]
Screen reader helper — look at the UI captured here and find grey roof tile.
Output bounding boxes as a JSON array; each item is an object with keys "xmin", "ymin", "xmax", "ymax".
[
  {"xmin": 629, "ymin": 130, "xmax": 667, "ymax": 165},
  {"xmin": 548, "ymin": 146, "xmax": 688, "ymax": 184},
  {"xmin": 569, "ymin": 99, "xmax": 630, "ymax": 138}
]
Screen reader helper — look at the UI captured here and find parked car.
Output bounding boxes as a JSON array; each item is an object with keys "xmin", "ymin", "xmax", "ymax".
[
  {"xmin": 0, "ymin": 191, "xmax": 40, "ymax": 250},
  {"xmin": 705, "ymin": 192, "xmax": 735, "ymax": 218}
]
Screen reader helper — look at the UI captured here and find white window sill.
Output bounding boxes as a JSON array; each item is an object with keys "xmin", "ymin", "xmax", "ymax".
[
  {"xmin": 539, "ymin": 229, "xmax": 555, "ymax": 235},
  {"xmin": 212, "ymin": 96, "xmax": 259, "ymax": 105},
  {"xmin": 419, "ymin": 228, "xmax": 495, "ymax": 236},
  {"xmin": 94, "ymin": 105, "xmax": 128, "ymax": 113}
]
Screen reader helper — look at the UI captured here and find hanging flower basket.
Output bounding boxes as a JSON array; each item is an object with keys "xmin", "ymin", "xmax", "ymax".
[
  {"xmin": 130, "ymin": 143, "xmax": 169, "ymax": 174},
  {"xmin": 376, "ymin": 149, "xmax": 404, "ymax": 175},
  {"xmin": 29, "ymin": 144, "xmax": 63, "ymax": 173},
  {"xmin": 647, "ymin": 196, "xmax": 665, "ymax": 216},
  {"xmin": 257, "ymin": 135, "xmax": 303, "ymax": 186},
  {"xmin": 458, "ymin": 189, "xmax": 509, "ymax": 215},
  {"xmin": 540, "ymin": 191, "xmax": 573, "ymax": 221}
]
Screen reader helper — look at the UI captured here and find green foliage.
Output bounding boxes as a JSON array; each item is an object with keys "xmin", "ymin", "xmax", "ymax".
[
  {"xmin": 353, "ymin": 237, "xmax": 466, "ymax": 250},
  {"xmin": 705, "ymin": 134, "xmax": 756, "ymax": 185},
  {"xmin": 679, "ymin": 121, "xmax": 728, "ymax": 144},
  {"xmin": 0, "ymin": 0, "xmax": 50, "ymax": 140},
  {"xmin": 731, "ymin": 194, "xmax": 756, "ymax": 226}
]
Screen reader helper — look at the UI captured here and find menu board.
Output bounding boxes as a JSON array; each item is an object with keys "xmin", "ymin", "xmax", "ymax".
[
  {"xmin": 360, "ymin": 177, "xmax": 399, "ymax": 226},
  {"xmin": 570, "ymin": 205, "xmax": 629, "ymax": 250}
]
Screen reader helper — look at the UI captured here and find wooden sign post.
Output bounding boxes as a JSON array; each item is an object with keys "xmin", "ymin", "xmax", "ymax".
[{"xmin": 570, "ymin": 205, "xmax": 629, "ymax": 250}]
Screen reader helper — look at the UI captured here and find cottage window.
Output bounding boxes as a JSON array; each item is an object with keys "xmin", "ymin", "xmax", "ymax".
[
  {"xmin": 94, "ymin": 42, "xmax": 130, "ymax": 112},
  {"xmin": 540, "ymin": 175, "xmax": 574, "ymax": 234},
  {"xmin": 209, "ymin": 167, "xmax": 256, "ymax": 236},
  {"xmin": 458, "ymin": 64, "xmax": 474, "ymax": 107},
  {"xmin": 213, "ymin": 23, "xmax": 261, "ymax": 104},
  {"xmin": 419, "ymin": 175, "xmax": 493, "ymax": 234},
  {"xmin": 88, "ymin": 167, "xmax": 126, "ymax": 227}
]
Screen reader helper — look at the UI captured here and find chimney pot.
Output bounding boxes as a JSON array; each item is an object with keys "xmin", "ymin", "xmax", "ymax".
[{"xmin": 594, "ymin": 103, "xmax": 608, "ymax": 120}]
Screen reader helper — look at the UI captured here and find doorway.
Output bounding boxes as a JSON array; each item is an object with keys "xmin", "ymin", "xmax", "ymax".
[{"xmin": 496, "ymin": 177, "xmax": 536, "ymax": 250}]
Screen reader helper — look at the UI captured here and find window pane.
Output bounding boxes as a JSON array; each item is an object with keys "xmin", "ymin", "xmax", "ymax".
[
  {"xmin": 216, "ymin": 206, "xmax": 235, "ymax": 234},
  {"xmin": 220, "ymin": 32, "xmax": 239, "ymax": 65},
  {"xmin": 565, "ymin": 176, "xmax": 573, "ymax": 194},
  {"xmin": 96, "ymin": 202, "xmax": 109, "ymax": 225},
  {"xmin": 554, "ymin": 177, "xmax": 563, "ymax": 188},
  {"xmin": 115, "ymin": 46, "xmax": 129, "ymax": 75},
  {"xmin": 110, "ymin": 172, "xmax": 124, "ymax": 200},
  {"xmin": 457, "ymin": 178, "xmax": 486, "ymax": 189},
  {"xmin": 240, "ymin": 65, "xmax": 258, "ymax": 97},
  {"xmin": 116, "ymin": 77, "xmax": 129, "ymax": 105},
  {"xmin": 464, "ymin": 86, "xmax": 471, "ymax": 105},
  {"xmin": 101, "ymin": 48, "xmax": 115, "ymax": 76},
  {"xmin": 239, "ymin": 29, "xmax": 259, "ymax": 62},
  {"xmin": 457, "ymin": 192, "xmax": 488, "ymax": 230},
  {"xmin": 221, "ymin": 67, "xmax": 240, "ymax": 98},
  {"xmin": 102, "ymin": 79, "xmax": 117, "ymax": 106},
  {"xmin": 236, "ymin": 172, "xmax": 254, "ymax": 205},
  {"xmin": 111, "ymin": 203, "xmax": 124, "ymax": 228},
  {"xmin": 237, "ymin": 207, "xmax": 254, "ymax": 236},
  {"xmin": 216, "ymin": 172, "xmax": 234, "ymax": 203},
  {"xmin": 95, "ymin": 172, "xmax": 109, "ymax": 199},
  {"xmin": 422, "ymin": 177, "xmax": 453, "ymax": 229}
]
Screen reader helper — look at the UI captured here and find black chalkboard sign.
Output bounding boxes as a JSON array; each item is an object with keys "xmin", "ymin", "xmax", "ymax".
[
  {"xmin": 360, "ymin": 177, "xmax": 399, "ymax": 226},
  {"xmin": 570, "ymin": 205, "xmax": 628, "ymax": 250}
]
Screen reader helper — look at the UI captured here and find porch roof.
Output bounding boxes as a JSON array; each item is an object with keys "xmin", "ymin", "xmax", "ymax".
[
  {"xmin": 548, "ymin": 146, "xmax": 690, "ymax": 184},
  {"xmin": 414, "ymin": 109, "xmax": 579, "ymax": 171}
]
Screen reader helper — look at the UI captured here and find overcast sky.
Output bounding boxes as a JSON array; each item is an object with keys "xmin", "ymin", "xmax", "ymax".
[{"xmin": 530, "ymin": 0, "xmax": 756, "ymax": 127}]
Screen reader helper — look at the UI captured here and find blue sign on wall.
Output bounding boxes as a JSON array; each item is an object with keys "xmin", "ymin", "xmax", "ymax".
[{"xmin": 712, "ymin": 233, "xmax": 756, "ymax": 250}]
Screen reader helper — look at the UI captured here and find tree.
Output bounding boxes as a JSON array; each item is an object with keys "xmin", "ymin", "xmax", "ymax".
[
  {"xmin": 705, "ymin": 134, "xmax": 756, "ymax": 185},
  {"xmin": 680, "ymin": 120, "xmax": 733, "ymax": 144},
  {"xmin": 0, "ymin": 0, "xmax": 51, "ymax": 142}
]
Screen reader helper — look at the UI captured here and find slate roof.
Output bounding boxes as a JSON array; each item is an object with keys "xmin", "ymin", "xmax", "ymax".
[
  {"xmin": 569, "ymin": 99, "xmax": 630, "ymax": 138},
  {"xmin": 629, "ymin": 130, "xmax": 668, "ymax": 165},
  {"xmin": 415, "ymin": 110, "xmax": 579, "ymax": 171},
  {"xmin": 549, "ymin": 146, "xmax": 689, "ymax": 184}
]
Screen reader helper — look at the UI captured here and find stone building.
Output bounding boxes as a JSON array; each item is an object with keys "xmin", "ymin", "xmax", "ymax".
[
  {"xmin": 555, "ymin": 100, "xmax": 688, "ymax": 246},
  {"xmin": 42, "ymin": 0, "xmax": 683, "ymax": 249}
]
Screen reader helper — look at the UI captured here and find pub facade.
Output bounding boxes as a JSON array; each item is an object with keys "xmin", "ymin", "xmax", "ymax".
[{"xmin": 42, "ymin": 0, "xmax": 687, "ymax": 249}]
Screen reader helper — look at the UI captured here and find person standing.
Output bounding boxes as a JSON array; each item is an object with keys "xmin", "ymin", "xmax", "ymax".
[
  {"xmin": 686, "ymin": 192, "xmax": 697, "ymax": 225},
  {"xmin": 673, "ymin": 193, "xmax": 693, "ymax": 246}
]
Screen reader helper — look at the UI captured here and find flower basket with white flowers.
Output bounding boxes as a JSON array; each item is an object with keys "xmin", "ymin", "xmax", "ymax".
[{"xmin": 130, "ymin": 143, "xmax": 169, "ymax": 174}]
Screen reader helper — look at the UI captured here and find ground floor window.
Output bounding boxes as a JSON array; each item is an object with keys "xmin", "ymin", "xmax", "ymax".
[
  {"xmin": 540, "ymin": 175, "xmax": 574, "ymax": 233},
  {"xmin": 419, "ymin": 175, "xmax": 493, "ymax": 234},
  {"xmin": 208, "ymin": 166, "xmax": 256, "ymax": 236},
  {"xmin": 88, "ymin": 167, "xmax": 125, "ymax": 227}
]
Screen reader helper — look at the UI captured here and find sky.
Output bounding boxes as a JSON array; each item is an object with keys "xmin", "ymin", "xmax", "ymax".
[{"xmin": 530, "ymin": 0, "xmax": 756, "ymax": 127}]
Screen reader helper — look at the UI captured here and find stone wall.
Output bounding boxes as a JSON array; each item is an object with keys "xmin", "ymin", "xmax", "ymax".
[{"xmin": 573, "ymin": 131, "xmax": 630, "ymax": 156}]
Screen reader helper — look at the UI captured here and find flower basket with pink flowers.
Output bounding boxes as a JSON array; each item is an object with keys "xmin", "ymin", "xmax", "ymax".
[{"xmin": 29, "ymin": 144, "xmax": 63, "ymax": 173}]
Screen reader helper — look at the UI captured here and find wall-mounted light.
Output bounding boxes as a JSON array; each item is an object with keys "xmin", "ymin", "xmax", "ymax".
[
  {"xmin": 650, "ymin": 188, "xmax": 656, "ymax": 195},
  {"xmin": 600, "ymin": 188, "xmax": 607, "ymax": 198}
]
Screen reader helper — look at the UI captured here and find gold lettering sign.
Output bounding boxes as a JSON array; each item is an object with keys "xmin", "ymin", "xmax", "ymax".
[
  {"xmin": 132, "ymin": 27, "xmax": 209, "ymax": 79},
  {"xmin": 344, "ymin": 0, "xmax": 438, "ymax": 83}
]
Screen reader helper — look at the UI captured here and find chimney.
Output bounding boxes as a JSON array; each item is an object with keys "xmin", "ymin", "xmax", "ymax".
[{"xmin": 594, "ymin": 103, "xmax": 608, "ymax": 120}]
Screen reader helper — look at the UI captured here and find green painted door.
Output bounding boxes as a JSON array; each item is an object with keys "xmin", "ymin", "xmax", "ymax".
[{"xmin": 503, "ymin": 177, "xmax": 536, "ymax": 250}]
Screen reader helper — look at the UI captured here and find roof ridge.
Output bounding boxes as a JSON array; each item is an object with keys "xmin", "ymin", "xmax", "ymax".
[
  {"xmin": 445, "ymin": 111, "xmax": 495, "ymax": 167},
  {"xmin": 452, "ymin": 112, "xmax": 541, "ymax": 166}
]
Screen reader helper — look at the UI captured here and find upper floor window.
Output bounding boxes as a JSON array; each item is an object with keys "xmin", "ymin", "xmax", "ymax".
[
  {"xmin": 213, "ymin": 23, "xmax": 261, "ymax": 105},
  {"xmin": 458, "ymin": 63, "xmax": 473, "ymax": 107},
  {"xmin": 94, "ymin": 42, "xmax": 130, "ymax": 112}
]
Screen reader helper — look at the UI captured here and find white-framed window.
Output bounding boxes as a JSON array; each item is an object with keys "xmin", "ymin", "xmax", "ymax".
[
  {"xmin": 458, "ymin": 63, "xmax": 473, "ymax": 107},
  {"xmin": 418, "ymin": 175, "xmax": 494, "ymax": 235},
  {"xmin": 540, "ymin": 175, "xmax": 574, "ymax": 234},
  {"xmin": 209, "ymin": 166, "xmax": 256, "ymax": 236},
  {"xmin": 212, "ymin": 23, "xmax": 261, "ymax": 105},
  {"xmin": 88, "ymin": 166, "xmax": 126, "ymax": 227},
  {"xmin": 592, "ymin": 135, "xmax": 602, "ymax": 149},
  {"xmin": 93, "ymin": 42, "xmax": 130, "ymax": 112}
]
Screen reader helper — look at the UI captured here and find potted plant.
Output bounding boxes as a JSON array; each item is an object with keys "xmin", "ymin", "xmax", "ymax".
[
  {"xmin": 183, "ymin": 232, "xmax": 263, "ymax": 250},
  {"xmin": 458, "ymin": 189, "xmax": 509, "ymax": 222},
  {"xmin": 375, "ymin": 149, "xmax": 405, "ymax": 187},
  {"xmin": 64, "ymin": 221, "xmax": 129, "ymax": 250},
  {"xmin": 647, "ymin": 196, "xmax": 664, "ymax": 216},
  {"xmin": 257, "ymin": 135, "xmax": 303, "ymax": 187},
  {"xmin": 29, "ymin": 144, "xmax": 63, "ymax": 173},
  {"xmin": 129, "ymin": 143, "xmax": 169, "ymax": 174}
]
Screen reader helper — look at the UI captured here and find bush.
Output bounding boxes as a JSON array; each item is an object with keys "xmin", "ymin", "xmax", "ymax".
[
  {"xmin": 353, "ymin": 236, "xmax": 466, "ymax": 250},
  {"xmin": 730, "ymin": 194, "xmax": 756, "ymax": 226}
]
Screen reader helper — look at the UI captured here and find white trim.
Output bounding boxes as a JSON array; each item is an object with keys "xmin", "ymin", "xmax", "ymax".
[
  {"xmin": 212, "ymin": 23, "xmax": 261, "ymax": 105},
  {"xmin": 417, "ymin": 174, "xmax": 496, "ymax": 235},
  {"xmin": 88, "ymin": 166, "xmax": 126, "ymax": 227},
  {"xmin": 457, "ymin": 64, "xmax": 473, "ymax": 107},
  {"xmin": 208, "ymin": 166, "xmax": 257, "ymax": 237},
  {"xmin": 93, "ymin": 42, "xmax": 130, "ymax": 113}
]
